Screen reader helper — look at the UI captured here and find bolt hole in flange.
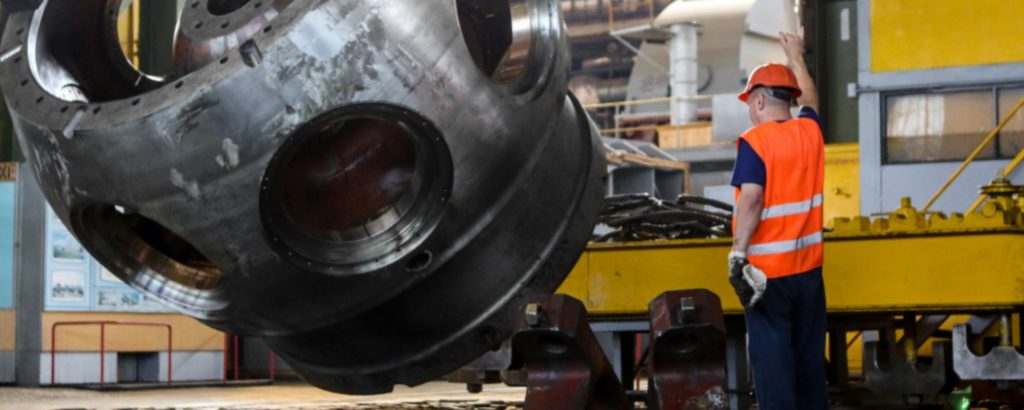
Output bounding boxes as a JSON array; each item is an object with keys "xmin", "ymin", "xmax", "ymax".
[
  {"xmin": 406, "ymin": 251, "xmax": 432, "ymax": 272},
  {"xmin": 72, "ymin": 204, "xmax": 224, "ymax": 310},
  {"xmin": 456, "ymin": 0, "xmax": 532, "ymax": 83}
]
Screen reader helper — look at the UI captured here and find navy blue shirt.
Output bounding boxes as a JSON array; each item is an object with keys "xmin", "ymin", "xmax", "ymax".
[{"xmin": 730, "ymin": 107, "xmax": 822, "ymax": 188}]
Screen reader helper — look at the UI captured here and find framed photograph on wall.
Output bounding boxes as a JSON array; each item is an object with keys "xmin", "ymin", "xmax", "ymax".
[
  {"xmin": 98, "ymin": 262, "xmax": 122, "ymax": 284},
  {"xmin": 44, "ymin": 206, "xmax": 92, "ymax": 311},
  {"xmin": 51, "ymin": 230, "xmax": 85, "ymax": 263},
  {"xmin": 97, "ymin": 289, "xmax": 121, "ymax": 309},
  {"xmin": 50, "ymin": 270, "xmax": 86, "ymax": 303}
]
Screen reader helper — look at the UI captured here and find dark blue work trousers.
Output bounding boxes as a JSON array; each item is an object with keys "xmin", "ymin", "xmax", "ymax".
[{"xmin": 745, "ymin": 267, "xmax": 828, "ymax": 410}]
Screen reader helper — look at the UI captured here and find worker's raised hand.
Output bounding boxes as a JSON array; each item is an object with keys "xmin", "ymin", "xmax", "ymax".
[{"xmin": 779, "ymin": 31, "xmax": 805, "ymax": 62}]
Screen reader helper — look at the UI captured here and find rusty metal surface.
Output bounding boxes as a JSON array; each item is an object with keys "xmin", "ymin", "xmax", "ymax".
[
  {"xmin": 646, "ymin": 290, "xmax": 727, "ymax": 410},
  {"xmin": 1, "ymin": 0, "xmax": 605, "ymax": 394},
  {"xmin": 510, "ymin": 294, "xmax": 633, "ymax": 410}
]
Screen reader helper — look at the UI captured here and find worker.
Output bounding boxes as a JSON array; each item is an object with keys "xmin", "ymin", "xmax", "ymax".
[{"xmin": 727, "ymin": 31, "xmax": 827, "ymax": 409}]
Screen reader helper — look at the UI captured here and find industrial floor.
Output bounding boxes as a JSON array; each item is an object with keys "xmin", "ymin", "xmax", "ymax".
[{"xmin": 0, "ymin": 381, "xmax": 527, "ymax": 410}]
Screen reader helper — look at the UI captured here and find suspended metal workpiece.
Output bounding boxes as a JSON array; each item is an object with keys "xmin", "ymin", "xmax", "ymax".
[{"xmin": 1, "ymin": 0, "xmax": 605, "ymax": 393}]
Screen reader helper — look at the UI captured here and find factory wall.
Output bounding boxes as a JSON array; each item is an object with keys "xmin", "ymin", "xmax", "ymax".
[
  {"xmin": 30, "ymin": 209, "xmax": 228, "ymax": 385},
  {"xmin": 869, "ymin": 0, "xmax": 1024, "ymax": 73},
  {"xmin": 856, "ymin": 0, "xmax": 1024, "ymax": 214},
  {"xmin": 40, "ymin": 312, "xmax": 224, "ymax": 384}
]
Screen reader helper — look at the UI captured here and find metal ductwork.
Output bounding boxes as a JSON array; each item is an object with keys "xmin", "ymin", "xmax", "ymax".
[{"xmin": 0, "ymin": 0, "xmax": 605, "ymax": 394}]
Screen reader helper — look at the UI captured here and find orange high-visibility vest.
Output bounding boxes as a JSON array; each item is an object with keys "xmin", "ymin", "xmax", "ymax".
[{"xmin": 733, "ymin": 118, "xmax": 825, "ymax": 279}]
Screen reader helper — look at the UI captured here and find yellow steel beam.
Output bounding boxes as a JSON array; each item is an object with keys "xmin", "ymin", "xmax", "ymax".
[{"xmin": 559, "ymin": 231, "xmax": 1024, "ymax": 316}]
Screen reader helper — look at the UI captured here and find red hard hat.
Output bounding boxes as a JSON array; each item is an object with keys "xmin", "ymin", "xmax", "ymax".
[{"xmin": 738, "ymin": 63, "xmax": 802, "ymax": 102}]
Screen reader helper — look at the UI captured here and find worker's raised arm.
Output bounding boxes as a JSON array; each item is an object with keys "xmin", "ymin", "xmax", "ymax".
[{"xmin": 780, "ymin": 32, "xmax": 819, "ymax": 113}]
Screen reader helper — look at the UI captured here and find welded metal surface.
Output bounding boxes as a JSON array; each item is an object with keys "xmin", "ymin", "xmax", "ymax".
[{"xmin": 1, "ymin": 0, "xmax": 605, "ymax": 394}]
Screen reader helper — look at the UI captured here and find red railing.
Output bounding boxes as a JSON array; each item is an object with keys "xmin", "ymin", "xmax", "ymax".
[
  {"xmin": 223, "ymin": 334, "xmax": 276, "ymax": 383},
  {"xmin": 51, "ymin": 321, "xmax": 173, "ymax": 386}
]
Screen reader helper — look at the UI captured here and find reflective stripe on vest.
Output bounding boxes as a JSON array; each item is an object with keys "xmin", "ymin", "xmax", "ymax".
[
  {"xmin": 761, "ymin": 193, "xmax": 823, "ymax": 220},
  {"xmin": 748, "ymin": 231, "xmax": 824, "ymax": 256}
]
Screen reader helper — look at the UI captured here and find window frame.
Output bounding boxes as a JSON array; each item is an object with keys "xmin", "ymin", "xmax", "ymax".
[{"xmin": 881, "ymin": 83, "xmax": 1024, "ymax": 165}]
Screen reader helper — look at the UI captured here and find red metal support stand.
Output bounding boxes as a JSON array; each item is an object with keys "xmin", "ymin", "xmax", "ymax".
[
  {"xmin": 647, "ymin": 290, "xmax": 727, "ymax": 410},
  {"xmin": 233, "ymin": 334, "xmax": 240, "ymax": 381},
  {"xmin": 222, "ymin": 333, "xmax": 229, "ymax": 383},
  {"xmin": 510, "ymin": 294, "xmax": 634, "ymax": 409},
  {"xmin": 51, "ymin": 321, "xmax": 173, "ymax": 386},
  {"xmin": 269, "ymin": 351, "xmax": 276, "ymax": 381},
  {"xmin": 223, "ymin": 333, "xmax": 278, "ymax": 382}
]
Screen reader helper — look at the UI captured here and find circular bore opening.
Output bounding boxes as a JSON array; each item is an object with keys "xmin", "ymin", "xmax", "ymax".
[
  {"xmin": 456, "ymin": 0, "xmax": 532, "ymax": 83},
  {"xmin": 75, "ymin": 205, "xmax": 222, "ymax": 291},
  {"xmin": 28, "ymin": 0, "xmax": 181, "ymax": 103},
  {"xmin": 208, "ymin": 0, "xmax": 252, "ymax": 15},
  {"xmin": 280, "ymin": 117, "xmax": 417, "ymax": 241},
  {"xmin": 406, "ymin": 251, "xmax": 433, "ymax": 272},
  {"xmin": 261, "ymin": 104, "xmax": 453, "ymax": 273}
]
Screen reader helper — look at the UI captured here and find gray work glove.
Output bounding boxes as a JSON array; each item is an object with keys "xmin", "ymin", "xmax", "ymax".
[{"xmin": 728, "ymin": 251, "xmax": 767, "ymax": 308}]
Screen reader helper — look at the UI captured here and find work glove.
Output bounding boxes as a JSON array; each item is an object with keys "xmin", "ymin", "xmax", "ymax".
[{"xmin": 728, "ymin": 251, "xmax": 767, "ymax": 308}]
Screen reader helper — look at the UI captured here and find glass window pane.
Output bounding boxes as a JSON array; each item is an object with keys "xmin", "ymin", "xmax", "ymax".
[
  {"xmin": 999, "ymin": 87, "xmax": 1024, "ymax": 159},
  {"xmin": 886, "ymin": 91, "xmax": 996, "ymax": 163}
]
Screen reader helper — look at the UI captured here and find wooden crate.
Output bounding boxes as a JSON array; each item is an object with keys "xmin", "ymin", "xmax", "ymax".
[{"xmin": 656, "ymin": 122, "xmax": 713, "ymax": 149}]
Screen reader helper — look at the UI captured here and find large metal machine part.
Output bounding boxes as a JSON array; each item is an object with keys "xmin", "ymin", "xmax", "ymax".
[{"xmin": 0, "ymin": 0, "xmax": 606, "ymax": 393}]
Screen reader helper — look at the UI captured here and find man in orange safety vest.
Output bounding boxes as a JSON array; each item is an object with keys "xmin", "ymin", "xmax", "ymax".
[{"xmin": 728, "ymin": 31, "xmax": 827, "ymax": 410}]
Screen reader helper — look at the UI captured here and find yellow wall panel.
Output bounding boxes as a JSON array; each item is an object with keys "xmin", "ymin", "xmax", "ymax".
[
  {"xmin": 824, "ymin": 144, "xmax": 860, "ymax": 227},
  {"xmin": 871, "ymin": 0, "xmax": 1024, "ymax": 72},
  {"xmin": 0, "ymin": 310, "xmax": 14, "ymax": 350},
  {"xmin": 43, "ymin": 312, "xmax": 223, "ymax": 352}
]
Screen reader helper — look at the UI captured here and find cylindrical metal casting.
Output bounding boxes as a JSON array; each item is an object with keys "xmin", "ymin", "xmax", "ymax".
[{"xmin": 0, "ymin": 0, "xmax": 605, "ymax": 393}]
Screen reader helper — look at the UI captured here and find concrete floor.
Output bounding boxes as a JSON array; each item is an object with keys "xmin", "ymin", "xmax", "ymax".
[{"xmin": 0, "ymin": 381, "xmax": 527, "ymax": 410}]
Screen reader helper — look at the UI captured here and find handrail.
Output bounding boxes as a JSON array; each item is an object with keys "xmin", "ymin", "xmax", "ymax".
[
  {"xmin": 599, "ymin": 121, "xmax": 712, "ymax": 135},
  {"xmin": 583, "ymin": 95, "xmax": 712, "ymax": 110},
  {"xmin": 51, "ymin": 320, "xmax": 172, "ymax": 386},
  {"xmin": 223, "ymin": 333, "xmax": 277, "ymax": 383},
  {"xmin": 608, "ymin": 0, "xmax": 656, "ymax": 31},
  {"xmin": 921, "ymin": 97, "xmax": 1024, "ymax": 212}
]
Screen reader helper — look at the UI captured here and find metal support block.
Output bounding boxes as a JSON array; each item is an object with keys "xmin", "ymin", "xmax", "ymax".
[
  {"xmin": 447, "ymin": 343, "xmax": 513, "ymax": 393},
  {"xmin": 862, "ymin": 340, "xmax": 952, "ymax": 406},
  {"xmin": 953, "ymin": 324, "xmax": 1024, "ymax": 380},
  {"xmin": 647, "ymin": 290, "xmax": 727, "ymax": 410},
  {"xmin": 511, "ymin": 294, "xmax": 633, "ymax": 410}
]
